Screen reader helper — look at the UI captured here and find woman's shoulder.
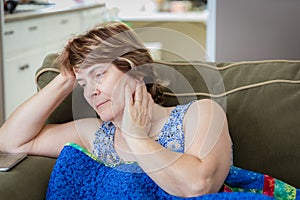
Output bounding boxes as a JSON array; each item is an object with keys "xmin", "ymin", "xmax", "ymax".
[
  {"xmin": 183, "ymin": 99, "xmax": 227, "ymax": 134},
  {"xmin": 72, "ymin": 118, "xmax": 103, "ymax": 151},
  {"xmin": 183, "ymin": 99, "xmax": 231, "ymax": 159},
  {"xmin": 185, "ymin": 99, "xmax": 225, "ymax": 117}
]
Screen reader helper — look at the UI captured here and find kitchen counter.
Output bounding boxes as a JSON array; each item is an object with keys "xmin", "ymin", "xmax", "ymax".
[
  {"xmin": 118, "ymin": 9, "xmax": 208, "ymax": 61},
  {"xmin": 118, "ymin": 9, "xmax": 208, "ymax": 24},
  {"xmin": 4, "ymin": 2, "xmax": 105, "ymax": 23}
]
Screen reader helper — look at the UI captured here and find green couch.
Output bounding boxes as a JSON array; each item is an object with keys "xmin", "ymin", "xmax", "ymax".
[{"xmin": 0, "ymin": 53, "xmax": 299, "ymax": 199}]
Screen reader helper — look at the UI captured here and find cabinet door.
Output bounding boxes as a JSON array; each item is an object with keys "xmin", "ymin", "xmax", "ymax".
[
  {"xmin": 43, "ymin": 12, "xmax": 81, "ymax": 45},
  {"xmin": 3, "ymin": 21, "xmax": 24, "ymax": 57},
  {"xmin": 4, "ymin": 18, "xmax": 45, "ymax": 56},
  {"xmin": 43, "ymin": 43, "xmax": 63, "ymax": 55},
  {"xmin": 3, "ymin": 50, "xmax": 44, "ymax": 118},
  {"xmin": 21, "ymin": 18, "xmax": 44, "ymax": 50},
  {"xmin": 80, "ymin": 7, "xmax": 105, "ymax": 32}
]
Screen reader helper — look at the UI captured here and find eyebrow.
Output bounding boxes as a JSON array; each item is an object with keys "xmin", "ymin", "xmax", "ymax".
[{"xmin": 76, "ymin": 65, "xmax": 108, "ymax": 82}]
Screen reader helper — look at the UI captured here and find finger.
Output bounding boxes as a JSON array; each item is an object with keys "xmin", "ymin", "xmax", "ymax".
[
  {"xmin": 147, "ymin": 92, "xmax": 154, "ymax": 118},
  {"xmin": 141, "ymin": 84, "xmax": 149, "ymax": 108},
  {"xmin": 125, "ymin": 74, "xmax": 137, "ymax": 92},
  {"xmin": 125, "ymin": 84, "xmax": 133, "ymax": 107},
  {"xmin": 134, "ymin": 81, "xmax": 143, "ymax": 104}
]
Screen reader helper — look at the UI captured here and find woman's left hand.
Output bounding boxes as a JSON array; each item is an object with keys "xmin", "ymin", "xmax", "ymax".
[{"xmin": 121, "ymin": 82, "xmax": 153, "ymax": 140}]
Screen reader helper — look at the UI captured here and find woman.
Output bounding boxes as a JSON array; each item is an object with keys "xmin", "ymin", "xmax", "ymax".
[{"xmin": 0, "ymin": 21, "xmax": 232, "ymax": 198}]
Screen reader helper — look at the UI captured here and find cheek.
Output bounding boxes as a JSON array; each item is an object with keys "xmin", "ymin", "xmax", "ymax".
[
  {"xmin": 81, "ymin": 87, "xmax": 97, "ymax": 106},
  {"xmin": 83, "ymin": 94, "xmax": 95, "ymax": 108}
]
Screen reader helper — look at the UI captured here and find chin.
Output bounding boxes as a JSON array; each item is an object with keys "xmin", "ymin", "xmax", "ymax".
[
  {"xmin": 97, "ymin": 111, "xmax": 113, "ymax": 122},
  {"xmin": 97, "ymin": 110, "xmax": 119, "ymax": 122},
  {"xmin": 96, "ymin": 102, "xmax": 123, "ymax": 122}
]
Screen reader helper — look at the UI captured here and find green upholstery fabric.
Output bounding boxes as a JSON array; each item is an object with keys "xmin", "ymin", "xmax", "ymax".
[
  {"xmin": 35, "ymin": 54, "xmax": 300, "ymax": 187},
  {"xmin": 0, "ymin": 156, "xmax": 56, "ymax": 200},
  {"xmin": 154, "ymin": 60, "xmax": 300, "ymax": 187},
  {"xmin": 216, "ymin": 61, "xmax": 300, "ymax": 187}
]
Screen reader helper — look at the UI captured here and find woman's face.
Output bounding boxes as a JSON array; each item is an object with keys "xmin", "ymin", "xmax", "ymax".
[{"xmin": 75, "ymin": 63, "xmax": 136, "ymax": 122}]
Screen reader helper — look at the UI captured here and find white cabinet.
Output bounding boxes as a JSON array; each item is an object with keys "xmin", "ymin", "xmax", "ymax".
[
  {"xmin": 43, "ymin": 12, "xmax": 81, "ymax": 46},
  {"xmin": 4, "ymin": 18, "xmax": 48, "ymax": 57},
  {"xmin": 80, "ymin": 7, "xmax": 106, "ymax": 32},
  {"xmin": 3, "ymin": 18, "xmax": 47, "ymax": 117},
  {"xmin": 3, "ymin": 21, "xmax": 24, "ymax": 56},
  {"xmin": 3, "ymin": 6, "xmax": 106, "ymax": 118},
  {"xmin": 3, "ymin": 49, "xmax": 45, "ymax": 117}
]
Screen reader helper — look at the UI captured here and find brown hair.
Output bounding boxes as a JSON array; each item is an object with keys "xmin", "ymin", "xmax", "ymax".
[{"xmin": 59, "ymin": 21, "xmax": 164, "ymax": 104}]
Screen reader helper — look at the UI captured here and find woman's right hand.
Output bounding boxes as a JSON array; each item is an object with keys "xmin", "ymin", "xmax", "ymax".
[{"xmin": 59, "ymin": 72, "xmax": 77, "ymax": 91}]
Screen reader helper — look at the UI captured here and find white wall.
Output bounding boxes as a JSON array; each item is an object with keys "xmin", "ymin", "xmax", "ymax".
[{"xmin": 207, "ymin": 0, "xmax": 300, "ymax": 62}]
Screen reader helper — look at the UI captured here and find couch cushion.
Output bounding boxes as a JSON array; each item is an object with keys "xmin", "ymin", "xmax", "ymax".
[
  {"xmin": 154, "ymin": 60, "xmax": 300, "ymax": 188},
  {"xmin": 36, "ymin": 54, "xmax": 300, "ymax": 188},
  {"xmin": 0, "ymin": 156, "xmax": 56, "ymax": 200},
  {"xmin": 222, "ymin": 61, "xmax": 300, "ymax": 188}
]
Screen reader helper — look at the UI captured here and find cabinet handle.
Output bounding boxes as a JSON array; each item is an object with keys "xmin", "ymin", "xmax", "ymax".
[
  {"xmin": 19, "ymin": 64, "xmax": 29, "ymax": 71},
  {"xmin": 4, "ymin": 30, "xmax": 14, "ymax": 36},
  {"xmin": 60, "ymin": 19, "xmax": 68, "ymax": 24},
  {"xmin": 28, "ymin": 26, "xmax": 38, "ymax": 31}
]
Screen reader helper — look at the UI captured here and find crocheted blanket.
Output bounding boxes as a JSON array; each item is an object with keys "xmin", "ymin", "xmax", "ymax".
[{"xmin": 46, "ymin": 143, "xmax": 299, "ymax": 200}]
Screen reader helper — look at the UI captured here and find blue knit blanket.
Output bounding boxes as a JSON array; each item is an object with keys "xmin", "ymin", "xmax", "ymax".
[{"xmin": 46, "ymin": 143, "xmax": 297, "ymax": 200}]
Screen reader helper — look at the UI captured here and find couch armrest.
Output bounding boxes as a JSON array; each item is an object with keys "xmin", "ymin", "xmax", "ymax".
[{"xmin": 0, "ymin": 156, "xmax": 56, "ymax": 200}]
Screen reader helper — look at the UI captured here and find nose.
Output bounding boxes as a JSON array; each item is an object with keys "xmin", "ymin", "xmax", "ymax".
[
  {"xmin": 92, "ymin": 88, "xmax": 101, "ymax": 97},
  {"xmin": 91, "ymin": 81, "xmax": 101, "ymax": 97},
  {"xmin": 85, "ymin": 81, "xmax": 101, "ymax": 98}
]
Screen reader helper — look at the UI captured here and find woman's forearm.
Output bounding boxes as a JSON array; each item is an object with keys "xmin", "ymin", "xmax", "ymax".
[
  {"xmin": 0, "ymin": 73, "xmax": 75, "ymax": 152},
  {"xmin": 125, "ymin": 137, "xmax": 213, "ymax": 197}
]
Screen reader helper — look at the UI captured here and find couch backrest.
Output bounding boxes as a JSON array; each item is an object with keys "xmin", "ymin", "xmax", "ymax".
[{"xmin": 36, "ymin": 53, "xmax": 300, "ymax": 188}]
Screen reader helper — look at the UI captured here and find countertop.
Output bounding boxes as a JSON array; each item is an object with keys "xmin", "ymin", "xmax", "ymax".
[
  {"xmin": 118, "ymin": 9, "xmax": 208, "ymax": 23},
  {"xmin": 5, "ymin": 3, "xmax": 208, "ymax": 24},
  {"xmin": 4, "ymin": 2, "xmax": 105, "ymax": 23}
]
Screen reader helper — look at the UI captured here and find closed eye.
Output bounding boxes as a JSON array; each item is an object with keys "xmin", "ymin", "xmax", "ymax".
[
  {"xmin": 95, "ymin": 72, "xmax": 105, "ymax": 81},
  {"xmin": 96, "ymin": 73, "xmax": 103, "ymax": 78}
]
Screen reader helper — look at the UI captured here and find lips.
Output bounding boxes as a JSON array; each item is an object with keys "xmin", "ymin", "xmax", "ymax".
[{"xmin": 96, "ymin": 100, "xmax": 109, "ymax": 109}]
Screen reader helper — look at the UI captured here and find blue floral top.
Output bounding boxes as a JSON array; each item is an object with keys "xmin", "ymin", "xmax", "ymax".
[{"xmin": 92, "ymin": 101, "xmax": 194, "ymax": 166}]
